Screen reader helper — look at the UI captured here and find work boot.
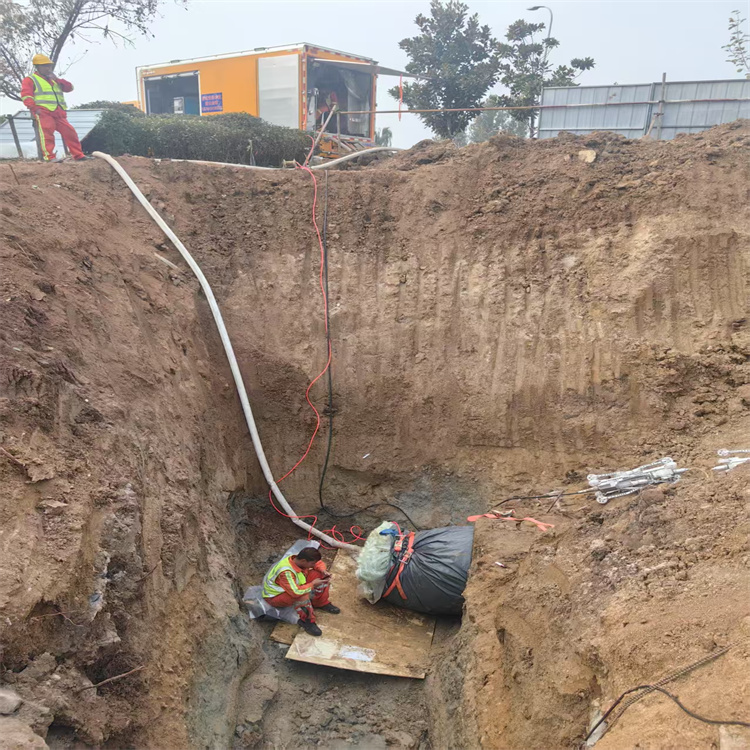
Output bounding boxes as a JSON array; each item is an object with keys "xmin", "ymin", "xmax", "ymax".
[
  {"xmin": 73, "ymin": 155, "xmax": 93, "ymax": 161},
  {"xmin": 298, "ymin": 619, "xmax": 322, "ymax": 637},
  {"xmin": 317, "ymin": 603, "xmax": 341, "ymax": 614}
]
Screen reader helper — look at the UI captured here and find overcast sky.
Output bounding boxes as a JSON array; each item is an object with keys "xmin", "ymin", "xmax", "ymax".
[{"xmin": 2, "ymin": 0, "xmax": 745, "ymax": 146}]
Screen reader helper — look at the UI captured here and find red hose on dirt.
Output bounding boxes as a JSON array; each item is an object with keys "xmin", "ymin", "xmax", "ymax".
[{"xmin": 267, "ymin": 163, "xmax": 364, "ymax": 548}]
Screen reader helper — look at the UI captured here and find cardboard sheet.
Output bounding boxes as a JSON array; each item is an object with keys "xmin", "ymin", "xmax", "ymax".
[{"xmin": 278, "ymin": 551, "xmax": 435, "ymax": 679}]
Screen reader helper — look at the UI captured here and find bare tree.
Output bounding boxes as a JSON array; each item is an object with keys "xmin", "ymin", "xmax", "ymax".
[
  {"xmin": 0, "ymin": 0, "xmax": 173, "ymax": 100},
  {"xmin": 723, "ymin": 9, "xmax": 750, "ymax": 75}
]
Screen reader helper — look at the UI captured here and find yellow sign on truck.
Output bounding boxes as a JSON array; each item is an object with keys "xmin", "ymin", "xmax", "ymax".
[{"xmin": 136, "ymin": 43, "xmax": 399, "ymax": 156}]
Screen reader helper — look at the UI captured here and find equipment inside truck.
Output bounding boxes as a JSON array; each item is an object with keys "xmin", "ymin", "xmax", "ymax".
[
  {"xmin": 307, "ymin": 59, "xmax": 372, "ymax": 137},
  {"xmin": 144, "ymin": 71, "xmax": 200, "ymax": 115}
]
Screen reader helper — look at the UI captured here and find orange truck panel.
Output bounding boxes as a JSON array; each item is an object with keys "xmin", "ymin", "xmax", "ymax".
[
  {"xmin": 136, "ymin": 44, "xmax": 377, "ymax": 142},
  {"xmin": 138, "ymin": 54, "xmax": 265, "ymax": 117}
]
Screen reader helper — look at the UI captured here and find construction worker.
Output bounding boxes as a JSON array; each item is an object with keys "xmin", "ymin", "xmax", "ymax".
[
  {"xmin": 20, "ymin": 54, "xmax": 87, "ymax": 162},
  {"xmin": 316, "ymin": 89, "xmax": 339, "ymax": 127},
  {"xmin": 261, "ymin": 547, "xmax": 340, "ymax": 636}
]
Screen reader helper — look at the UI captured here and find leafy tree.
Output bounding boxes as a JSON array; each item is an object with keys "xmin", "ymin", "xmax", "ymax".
[
  {"xmin": 375, "ymin": 126, "xmax": 393, "ymax": 146},
  {"xmin": 723, "ymin": 9, "xmax": 750, "ymax": 74},
  {"xmin": 452, "ymin": 129, "xmax": 468, "ymax": 147},
  {"xmin": 389, "ymin": 0, "xmax": 502, "ymax": 138},
  {"xmin": 468, "ymin": 94, "xmax": 528, "ymax": 141},
  {"xmin": 497, "ymin": 19, "xmax": 594, "ymax": 137},
  {"xmin": 0, "ymin": 0, "xmax": 172, "ymax": 101}
]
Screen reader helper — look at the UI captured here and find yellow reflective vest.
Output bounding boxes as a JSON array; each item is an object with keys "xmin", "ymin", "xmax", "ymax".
[
  {"xmin": 261, "ymin": 555, "xmax": 310, "ymax": 599},
  {"xmin": 30, "ymin": 74, "xmax": 67, "ymax": 111}
]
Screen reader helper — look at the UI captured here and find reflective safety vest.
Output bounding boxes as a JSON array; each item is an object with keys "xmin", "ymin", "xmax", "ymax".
[
  {"xmin": 262, "ymin": 555, "xmax": 308, "ymax": 598},
  {"xmin": 31, "ymin": 74, "xmax": 67, "ymax": 111}
]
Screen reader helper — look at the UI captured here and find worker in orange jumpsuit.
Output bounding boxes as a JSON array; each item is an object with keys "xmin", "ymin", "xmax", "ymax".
[
  {"xmin": 261, "ymin": 547, "xmax": 340, "ymax": 636},
  {"xmin": 20, "ymin": 54, "xmax": 87, "ymax": 162}
]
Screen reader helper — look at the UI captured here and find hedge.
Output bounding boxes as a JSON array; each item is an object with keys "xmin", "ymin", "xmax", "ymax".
[{"xmin": 83, "ymin": 110, "xmax": 311, "ymax": 167}]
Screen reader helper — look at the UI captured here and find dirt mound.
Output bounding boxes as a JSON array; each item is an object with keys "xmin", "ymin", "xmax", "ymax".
[
  {"xmin": 0, "ymin": 121, "xmax": 748, "ymax": 748},
  {"xmin": 430, "ymin": 468, "xmax": 750, "ymax": 749}
]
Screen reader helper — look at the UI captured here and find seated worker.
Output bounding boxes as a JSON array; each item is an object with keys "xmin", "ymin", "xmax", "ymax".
[
  {"xmin": 261, "ymin": 547, "xmax": 340, "ymax": 636},
  {"xmin": 315, "ymin": 89, "xmax": 338, "ymax": 127}
]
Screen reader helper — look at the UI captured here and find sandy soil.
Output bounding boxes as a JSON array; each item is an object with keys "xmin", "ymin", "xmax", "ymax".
[{"xmin": 0, "ymin": 121, "xmax": 748, "ymax": 748}]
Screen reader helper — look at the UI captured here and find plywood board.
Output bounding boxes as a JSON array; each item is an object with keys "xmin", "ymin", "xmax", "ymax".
[
  {"xmin": 283, "ymin": 551, "xmax": 435, "ymax": 679},
  {"xmin": 269, "ymin": 621, "xmax": 298, "ymax": 645}
]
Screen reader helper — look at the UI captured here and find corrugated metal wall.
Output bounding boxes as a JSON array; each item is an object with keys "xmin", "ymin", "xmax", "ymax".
[
  {"xmin": 538, "ymin": 79, "xmax": 750, "ymax": 140},
  {"xmin": 0, "ymin": 109, "xmax": 103, "ymax": 158}
]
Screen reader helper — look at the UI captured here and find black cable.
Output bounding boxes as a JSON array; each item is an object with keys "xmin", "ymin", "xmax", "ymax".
[
  {"xmin": 585, "ymin": 683, "xmax": 750, "ymax": 742},
  {"xmin": 584, "ymin": 685, "xmax": 653, "ymax": 742},
  {"xmin": 311, "ymin": 174, "xmax": 420, "ymax": 533},
  {"xmin": 646, "ymin": 686, "xmax": 750, "ymax": 728},
  {"xmin": 318, "ymin": 171, "xmax": 335, "ymax": 507},
  {"xmin": 319, "ymin": 501, "xmax": 422, "ymax": 531},
  {"xmin": 495, "ymin": 488, "xmax": 596, "ymax": 507}
]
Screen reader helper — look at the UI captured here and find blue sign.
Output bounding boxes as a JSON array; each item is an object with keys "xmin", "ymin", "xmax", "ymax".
[{"xmin": 201, "ymin": 92, "xmax": 223, "ymax": 113}]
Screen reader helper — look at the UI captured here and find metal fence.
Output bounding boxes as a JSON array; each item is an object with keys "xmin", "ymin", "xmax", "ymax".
[
  {"xmin": 0, "ymin": 109, "xmax": 104, "ymax": 158},
  {"xmin": 538, "ymin": 79, "xmax": 750, "ymax": 140}
]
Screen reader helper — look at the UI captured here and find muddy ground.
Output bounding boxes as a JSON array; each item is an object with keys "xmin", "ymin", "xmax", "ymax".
[{"xmin": 0, "ymin": 122, "xmax": 748, "ymax": 748}]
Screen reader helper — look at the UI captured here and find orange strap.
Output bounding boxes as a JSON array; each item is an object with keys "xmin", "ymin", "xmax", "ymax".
[
  {"xmin": 383, "ymin": 532, "xmax": 415, "ymax": 600},
  {"xmin": 467, "ymin": 511, "xmax": 554, "ymax": 532}
]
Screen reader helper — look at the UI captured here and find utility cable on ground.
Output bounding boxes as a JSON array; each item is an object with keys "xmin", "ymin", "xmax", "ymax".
[
  {"xmin": 583, "ymin": 640, "xmax": 749, "ymax": 744},
  {"xmin": 495, "ymin": 487, "xmax": 597, "ymax": 507}
]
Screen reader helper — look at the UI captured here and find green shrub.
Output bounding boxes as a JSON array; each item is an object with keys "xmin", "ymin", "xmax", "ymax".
[
  {"xmin": 74, "ymin": 100, "xmax": 145, "ymax": 116},
  {"xmin": 84, "ymin": 110, "xmax": 310, "ymax": 167}
]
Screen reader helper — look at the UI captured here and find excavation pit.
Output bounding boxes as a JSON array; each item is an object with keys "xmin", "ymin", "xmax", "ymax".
[{"xmin": 0, "ymin": 124, "xmax": 748, "ymax": 749}]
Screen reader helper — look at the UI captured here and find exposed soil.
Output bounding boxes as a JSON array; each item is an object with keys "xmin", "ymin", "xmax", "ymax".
[{"xmin": 0, "ymin": 121, "xmax": 748, "ymax": 749}]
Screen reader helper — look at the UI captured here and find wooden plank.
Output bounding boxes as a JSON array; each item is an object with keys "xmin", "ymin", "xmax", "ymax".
[
  {"xmin": 284, "ymin": 551, "xmax": 435, "ymax": 679},
  {"xmin": 269, "ymin": 621, "xmax": 298, "ymax": 645}
]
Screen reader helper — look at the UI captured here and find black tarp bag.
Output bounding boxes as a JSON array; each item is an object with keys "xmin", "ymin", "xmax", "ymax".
[{"xmin": 381, "ymin": 526, "xmax": 474, "ymax": 615}]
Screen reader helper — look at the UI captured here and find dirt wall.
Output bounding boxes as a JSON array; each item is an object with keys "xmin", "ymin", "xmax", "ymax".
[
  {"xmin": 0, "ymin": 170, "xmax": 262, "ymax": 747},
  {"xmin": 138, "ymin": 125, "xmax": 749, "ymax": 524}
]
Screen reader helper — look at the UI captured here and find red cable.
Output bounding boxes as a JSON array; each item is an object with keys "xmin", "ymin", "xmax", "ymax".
[{"xmin": 266, "ymin": 162, "xmax": 363, "ymax": 548}]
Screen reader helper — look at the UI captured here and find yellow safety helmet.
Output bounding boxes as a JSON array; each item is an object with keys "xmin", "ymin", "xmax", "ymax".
[{"xmin": 32, "ymin": 54, "xmax": 53, "ymax": 66}]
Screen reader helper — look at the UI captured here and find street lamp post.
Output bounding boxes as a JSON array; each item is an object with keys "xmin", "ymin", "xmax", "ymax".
[
  {"xmin": 527, "ymin": 5, "xmax": 554, "ymax": 44},
  {"xmin": 527, "ymin": 5, "xmax": 554, "ymax": 139}
]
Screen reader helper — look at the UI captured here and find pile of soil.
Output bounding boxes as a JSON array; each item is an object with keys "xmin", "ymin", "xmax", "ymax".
[{"xmin": 0, "ymin": 120, "xmax": 748, "ymax": 748}]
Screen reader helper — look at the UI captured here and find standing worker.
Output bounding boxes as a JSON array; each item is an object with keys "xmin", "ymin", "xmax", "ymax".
[
  {"xmin": 20, "ymin": 54, "xmax": 88, "ymax": 162},
  {"xmin": 262, "ymin": 547, "xmax": 340, "ymax": 636},
  {"xmin": 315, "ymin": 88, "xmax": 339, "ymax": 128}
]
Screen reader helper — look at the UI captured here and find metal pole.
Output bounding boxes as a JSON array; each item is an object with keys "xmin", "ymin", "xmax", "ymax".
[
  {"xmin": 31, "ymin": 113, "xmax": 44, "ymax": 160},
  {"xmin": 7, "ymin": 115, "xmax": 23, "ymax": 158},
  {"xmin": 656, "ymin": 72, "xmax": 667, "ymax": 141},
  {"xmin": 304, "ymin": 106, "xmax": 337, "ymax": 166},
  {"xmin": 528, "ymin": 4, "xmax": 554, "ymax": 139}
]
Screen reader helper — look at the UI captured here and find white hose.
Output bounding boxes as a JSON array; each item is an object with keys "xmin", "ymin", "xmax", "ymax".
[
  {"xmin": 159, "ymin": 147, "xmax": 401, "ymax": 172},
  {"xmin": 310, "ymin": 147, "xmax": 401, "ymax": 170},
  {"xmin": 92, "ymin": 151, "xmax": 358, "ymax": 551},
  {"xmin": 157, "ymin": 157, "xmax": 275, "ymax": 171}
]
